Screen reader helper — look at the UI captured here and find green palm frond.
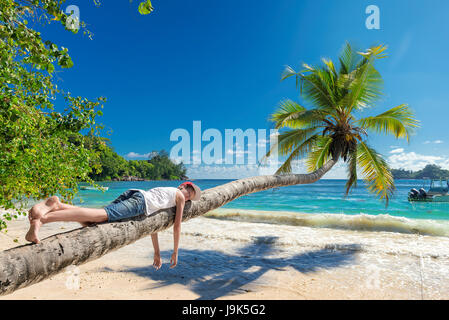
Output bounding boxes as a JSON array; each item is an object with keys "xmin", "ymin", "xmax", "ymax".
[
  {"xmin": 270, "ymin": 99, "xmax": 306, "ymax": 128},
  {"xmin": 270, "ymin": 100, "xmax": 327, "ymax": 129},
  {"xmin": 337, "ymin": 62, "xmax": 383, "ymax": 111},
  {"xmin": 281, "ymin": 65, "xmax": 299, "ymax": 88},
  {"xmin": 299, "ymin": 65, "xmax": 338, "ymax": 111},
  {"xmin": 322, "ymin": 58, "xmax": 337, "ymax": 81},
  {"xmin": 338, "ymin": 42, "xmax": 358, "ymax": 75},
  {"xmin": 357, "ymin": 142, "xmax": 395, "ymax": 204},
  {"xmin": 263, "ymin": 127, "xmax": 318, "ymax": 162},
  {"xmin": 269, "ymin": 99, "xmax": 307, "ymax": 129},
  {"xmin": 282, "ymin": 63, "xmax": 338, "ymax": 111},
  {"xmin": 356, "ymin": 104, "xmax": 419, "ymax": 142},
  {"xmin": 352, "ymin": 64, "xmax": 383, "ymax": 109},
  {"xmin": 305, "ymin": 136, "xmax": 333, "ymax": 171},
  {"xmin": 275, "ymin": 134, "xmax": 320, "ymax": 174},
  {"xmin": 345, "ymin": 144, "xmax": 358, "ymax": 196},
  {"xmin": 276, "ymin": 127, "xmax": 319, "ymax": 156},
  {"xmin": 337, "ymin": 44, "xmax": 386, "ymax": 112},
  {"xmin": 358, "ymin": 44, "xmax": 388, "ymax": 60}
]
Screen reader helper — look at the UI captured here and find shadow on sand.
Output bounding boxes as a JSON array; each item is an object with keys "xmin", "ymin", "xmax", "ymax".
[{"xmin": 104, "ymin": 236, "xmax": 360, "ymax": 300}]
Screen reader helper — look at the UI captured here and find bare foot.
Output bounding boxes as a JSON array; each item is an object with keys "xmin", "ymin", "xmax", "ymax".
[
  {"xmin": 25, "ymin": 219, "xmax": 43, "ymax": 244},
  {"xmin": 28, "ymin": 196, "xmax": 61, "ymax": 221}
]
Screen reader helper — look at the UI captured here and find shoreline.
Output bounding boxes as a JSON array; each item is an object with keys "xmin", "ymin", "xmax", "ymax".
[
  {"xmin": 3, "ymin": 205, "xmax": 449, "ymax": 238},
  {"xmin": 1, "ymin": 215, "xmax": 449, "ymax": 299},
  {"xmin": 206, "ymin": 208, "xmax": 449, "ymax": 237}
]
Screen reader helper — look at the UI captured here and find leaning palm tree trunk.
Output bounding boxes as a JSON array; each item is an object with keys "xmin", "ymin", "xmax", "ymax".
[{"xmin": 0, "ymin": 159, "xmax": 336, "ymax": 296}]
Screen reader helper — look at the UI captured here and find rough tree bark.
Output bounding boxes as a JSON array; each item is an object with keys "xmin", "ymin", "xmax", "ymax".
[{"xmin": 0, "ymin": 159, "xmax": 336, "ymax": 296}]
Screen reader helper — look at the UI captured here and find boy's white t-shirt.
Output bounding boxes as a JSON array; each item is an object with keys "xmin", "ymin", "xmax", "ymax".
[{"xmin": 130, "ymin": 187, "xmax": 178, "ymax": 215}]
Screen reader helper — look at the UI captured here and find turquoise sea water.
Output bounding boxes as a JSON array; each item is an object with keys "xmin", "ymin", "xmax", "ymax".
[{"xmin": 74, "ymin": 179, "xmax": 449, "ymax": 237}]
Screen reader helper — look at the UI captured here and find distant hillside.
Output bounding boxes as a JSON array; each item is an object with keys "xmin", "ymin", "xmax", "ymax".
[
  {"xmin": 392, "ymin": 164, "xmax": 449, "ymax": 180},
  {"xmin": 84, "ymin": 136, "xmax": 187, "ymax": 181}
]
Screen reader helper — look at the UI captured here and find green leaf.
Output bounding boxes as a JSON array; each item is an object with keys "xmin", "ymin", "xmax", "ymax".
[
  {"xmin": 47, "ymin": 63, "xmax": 55, "ymax": 74},
  {"xmin": 274, "ymin": 134, "xmax": 320, "ymax": 174},
  {"xmin": 356, "ymin": 104, "xmax": 420, "ymax": 142},
  {"xmin": 138, "ymin": 0, "xmax": 154, "ymax": 15},
  {"xmin": 306, "ymin": 136, "xmax": 333, "ymax": 172},
  {"xmin": 357, "ymin": 142, "xmax": 395, "ymax": 204},
  {"xmin": 344, "ymin": 144, "xmax": 358, "ymax": 196}
]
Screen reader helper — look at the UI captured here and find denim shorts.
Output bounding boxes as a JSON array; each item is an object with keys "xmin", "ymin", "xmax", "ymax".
[{"xmin": 104, "ymin": 190, "xmax": 146, "ymax": 222}]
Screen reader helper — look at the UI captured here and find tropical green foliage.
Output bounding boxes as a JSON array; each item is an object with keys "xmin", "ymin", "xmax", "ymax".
[
  {"xmin": 0, "ymin": 1, "xmax": 156, "ymax": 231},
  {"xmin": 392, "ymin": 165, "xmax": 449, "ymax": 180},
  {"xmin": 137, "ymin": 0, "xmax": 154, "ymax": 15},
  {"xmin": 145, "ymin": 150, "xmax": 187, "ymax": 180},
  {"xmin": 0, "ymin": 1, "xmax": 109, "ymax": 231},
  {"xmin": 88, "ymin": 143, "xmax": 187, "ymax": 181},
  {"xmin": 268, "ymin": 43, "xmax": 420, "ymax": 203}
]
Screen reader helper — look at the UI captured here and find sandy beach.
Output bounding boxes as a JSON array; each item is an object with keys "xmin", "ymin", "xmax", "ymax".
[{"xmin": 1, "ymin": 212, "xmax": 449, "ymax": 300}]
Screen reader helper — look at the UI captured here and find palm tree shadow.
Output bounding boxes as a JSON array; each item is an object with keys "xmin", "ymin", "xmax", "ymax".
[{"xmin": 109, "ymin": 236, "xmax": 360, "ymax": 300}]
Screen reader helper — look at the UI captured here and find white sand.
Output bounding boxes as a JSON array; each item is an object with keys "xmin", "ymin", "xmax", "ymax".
[{"xmin": 1, "ymin": 215, "xmax": 449, "ymax": 300}]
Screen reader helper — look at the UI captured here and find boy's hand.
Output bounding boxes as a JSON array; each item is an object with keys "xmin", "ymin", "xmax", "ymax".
[
  {"xmin": 170, "ymin": 251, "xmax": 178, "ymax": 268},
  {"xmin": 153, "ymin": 253, "xmax": 162, "ymax": 270}
]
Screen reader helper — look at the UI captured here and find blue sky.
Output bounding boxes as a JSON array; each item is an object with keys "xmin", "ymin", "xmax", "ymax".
[{"xmin": 41, "ymin": 0, "xmax": 449, "ymax": 178}]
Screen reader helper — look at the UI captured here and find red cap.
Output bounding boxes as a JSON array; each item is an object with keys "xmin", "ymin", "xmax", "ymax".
[{"xmin": 179, "ymin": 182, "xmax": 201, "ymax": 200}]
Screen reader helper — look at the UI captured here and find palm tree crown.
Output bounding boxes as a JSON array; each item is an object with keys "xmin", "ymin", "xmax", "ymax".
[{"xmin": 268, "ymin": 43, "xmax": 419, "ymax": 203}]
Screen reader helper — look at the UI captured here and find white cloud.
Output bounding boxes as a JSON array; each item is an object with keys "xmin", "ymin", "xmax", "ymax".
[
  {"xmin": 387, "ymin": 151, "xmax": 447, "ymax": 171},
  {"xmin": 424, "ymin": 140, "xmax": 444, "ymax": 144},
  {"xmin": 389, "ymin": 148, "xmax": 404, "ymax": 154},
  {"xmin": 125, "ymin": 152, "xmax": 152, "ymax": 159},
  {"xmin": 440, "ymin": 159, "xmax": 449, "ymax": 170}
]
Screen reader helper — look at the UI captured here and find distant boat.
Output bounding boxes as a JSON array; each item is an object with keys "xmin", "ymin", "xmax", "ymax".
[
  {"xmin": 80, "ymin": 186, "xmax": 109, "ymax": 191},
  {"xmin": 408, "ymin": 179, "xmax": 449, "ymax": 202}
]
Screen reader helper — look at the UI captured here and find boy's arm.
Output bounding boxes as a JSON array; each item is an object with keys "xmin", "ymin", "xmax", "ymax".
[
  {"xmin": 151, "ymin": 233, "xmax": 162, "ymax": 270},
  {"xmin": 170, "ymin": 191, "xmax": 185, "ymax": 268}
]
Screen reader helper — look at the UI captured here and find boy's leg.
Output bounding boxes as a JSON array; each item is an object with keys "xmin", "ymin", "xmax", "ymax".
[
  {"xmin": 25, "ymin": 190, "xmax": 144, "ymax": 244},
  {"xmin": 45, "ymin": 199, "xmax": 95, "ymax": 226},
  {"xmin": 49, "ymin": 201, "xmax": 79, "ymax": 212},
  {"xmin": 25, "ymin": 207, "xmax": 108, "ymax": 244},
  {"xmin": 42, "ymin": 207, "xmax": 108, "ymax": 224}
]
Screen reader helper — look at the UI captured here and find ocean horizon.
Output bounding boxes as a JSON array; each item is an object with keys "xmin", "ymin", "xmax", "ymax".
[{"xmin": 72, "ymin": 179, "xmax": 449, "ymax": 237}]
